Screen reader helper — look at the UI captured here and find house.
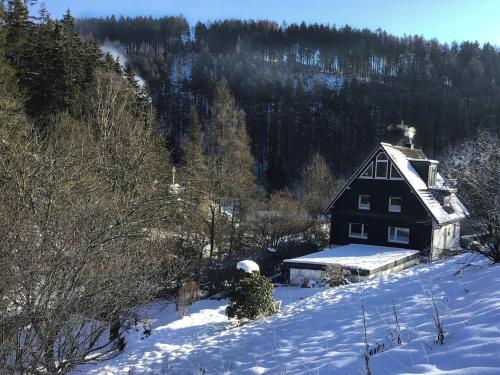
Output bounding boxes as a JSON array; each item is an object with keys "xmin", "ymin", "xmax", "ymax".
[
  {"xmin": 283, "ymin": 139, "xmax": 469, "ymax": 286},
  {"xmin": 323, "ymin": 140, "xmax": 469, "ymax": 260}
]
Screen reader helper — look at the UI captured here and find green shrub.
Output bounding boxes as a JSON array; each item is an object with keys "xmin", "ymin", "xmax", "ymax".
[{"xmin": 225, "ymin": 271, "xmax": 279, "ymax": 322}]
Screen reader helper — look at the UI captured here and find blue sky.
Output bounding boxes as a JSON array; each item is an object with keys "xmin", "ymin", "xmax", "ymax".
[{"xmin": 34, "ymin": 0, "xmax": 499, "ymax": 45}]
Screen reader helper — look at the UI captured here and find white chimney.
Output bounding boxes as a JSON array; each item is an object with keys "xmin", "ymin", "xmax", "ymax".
[{"xmin": 402, "ymin": 122, "xmax": 416, "ymax": 149}]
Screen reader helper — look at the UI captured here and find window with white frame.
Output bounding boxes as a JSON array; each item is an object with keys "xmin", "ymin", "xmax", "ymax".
[
  {"xmin": 388, "ymin": 197, "xmax": 402, "ymax": 212},
  {"xmin": 358, "ymin": 195, "xmax": 370, "ymax": 210},
  {"xmin": 360, "ymin": 163, "xmax": 373, "ymax": 178},
  {"xmin": 349, "ymin": 223, "xmax": 368, "ymax": 239},
  {"xmin": 375, "ymin": 153, "xmax": 388, "ymax": 178},
  {"xmin": 388, "ymin": 226, "xmax": 410, "ymax": 244},
  {"xmin": 390, "ymin": 163, "xmax": 403, "ymax": 179}
]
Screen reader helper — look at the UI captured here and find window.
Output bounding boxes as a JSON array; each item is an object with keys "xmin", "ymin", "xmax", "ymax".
[
  {"xmin": 390, "ymin": 163, "xmax": 403, "ymax": 179},
  {"xmin": 375, "ymin": 153, "xmax": 388, "ymax": 178},
  {"xmin": 388, "ymin": 197, "xmax": 402, "ymax": 213},
  {"xmin": 360, "ymin": 163, "xmax": 373, "ymax": 178},
  {"xmin": 358, "ymin": 195, "xmax": 370, "ymax": 210},
  {"xmin": 428, "ymin": 164, "xmax": 437, "ymax": 187},
  {"xmin": 349, "ymin": 223, "xmax": 368, "ymax": 239},
  {"xmin": 388, "ymin": 227, "xmax": 410, "ymax": 244}
]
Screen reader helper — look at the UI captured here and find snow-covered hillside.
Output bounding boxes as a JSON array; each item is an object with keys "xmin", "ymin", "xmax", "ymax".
[{"xmin": 79, "ymin": 254, "xmax": 500, "ymax": 374}]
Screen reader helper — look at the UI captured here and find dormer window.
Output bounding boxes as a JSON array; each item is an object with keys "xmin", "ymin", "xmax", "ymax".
[{"xmin": 375, "ymin": 153, "xmax": 388, "ymax": 179}]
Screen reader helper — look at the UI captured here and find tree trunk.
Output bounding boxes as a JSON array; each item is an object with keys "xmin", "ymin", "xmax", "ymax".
[
  {"xmin": 209, "ymin": 205, "xmax": 215, "ymax": 258},
  {"xmin": 109, "ymin": 313, "xmax": 121, "ymax": 346},
  {"xmin": 228, "ymin": 201, "xmax": 237, "ymax": 255}
]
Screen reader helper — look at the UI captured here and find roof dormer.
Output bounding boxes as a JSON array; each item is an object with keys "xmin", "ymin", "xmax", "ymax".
[{"xmin": 408, "ymin": 159, "xmax": 439, "ymax": 187}]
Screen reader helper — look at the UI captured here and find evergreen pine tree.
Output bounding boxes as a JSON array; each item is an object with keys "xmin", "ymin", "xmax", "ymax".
[
  {"xmin": 4, "ymin": 0, "xmax": 30, "ymax": 68},
  {"xmin": 124, "ymin": 62, "xmax": 139, "ymax": 91},
  {"xmin": 204, "ymin": 79, "xmax": 256, "ymax": 257},
  {"xmin": 103, "ymin": 52, "xmax": 122, "ymax": 74},
  {"xmin": 0, "ymin": 13, "xmax": 25, "ymax": 130},
  {"xmin": 225, "ymin": 270, "xmax": 279, "ymax": 322},
  {"xmin": 183, "ymin": 107, "xmax": 207, "ymax": 180}
]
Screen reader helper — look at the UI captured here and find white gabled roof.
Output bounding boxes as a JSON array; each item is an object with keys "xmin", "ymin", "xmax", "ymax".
[
  {"xmin": 381, "ymin": 143, "xmax": 468, "ymax": 224},
  {"xmin": 323, "ymin": 142, "xmax": 469, "ymax": 225}
]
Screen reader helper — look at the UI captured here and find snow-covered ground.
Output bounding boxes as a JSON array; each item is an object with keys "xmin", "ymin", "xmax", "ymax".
[{"xmin": 78, "ymin": 253, "xmax": 500, "ymax": 374}]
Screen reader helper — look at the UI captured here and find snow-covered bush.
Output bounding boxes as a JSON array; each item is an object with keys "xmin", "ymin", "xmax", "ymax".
[
  {"xmin": 237, "ymin": 260, "xmax": 259, "ymax": 273},
  {"xmin": 322, "ymin": 264, "xmax": 350, "ymax": 287},
  {"xmin": 225, "ymin": 271, "xmax": 279, "ymax": 322}
]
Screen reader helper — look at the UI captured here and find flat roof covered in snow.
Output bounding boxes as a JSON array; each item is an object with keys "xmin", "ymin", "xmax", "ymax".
[{"xmin": 283, "ymin": 244, "xmax": 419, "ymax": 273}]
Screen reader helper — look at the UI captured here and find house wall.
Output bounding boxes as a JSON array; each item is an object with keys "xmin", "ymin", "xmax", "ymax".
[
  {"xmin": 431, "ymin": 222, "xmax": 461, "ymax": 259},
  {"xmin": 287, "ymin": 256, "xmax": 421, "ymax": 285},
  {"xmin": 329, "ymin": 152, "xmax": 433, "ymax": 251}
]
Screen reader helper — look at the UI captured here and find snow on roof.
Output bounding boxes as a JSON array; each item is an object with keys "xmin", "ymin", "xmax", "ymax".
[
  {"xmin": 237, "ymin": 260, "xmax": 260, "ymax": 273},
  {"xmin": 284, "ymin": 244, "xmax": 419, "ymax": 272},
  {"xmin": 381, "ymin": 143, "xmax": 468, "ymax": 224}
]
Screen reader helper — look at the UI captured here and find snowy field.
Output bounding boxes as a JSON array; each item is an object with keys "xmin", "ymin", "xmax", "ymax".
[{"xmin": 77, "ymin": 253, "xmax": 500, "ymax": 374}]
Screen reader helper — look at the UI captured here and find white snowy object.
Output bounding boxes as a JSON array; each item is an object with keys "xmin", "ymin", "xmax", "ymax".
[
  {"xmin": 78, "ymin": 253, "xmax": 500, "ymax": 375},
  {"xmin": 284, "ymin": 244, "xmax": 418, "ymax": 272},
  {"xmin": 236, "ymin": 260, "xmax": 260, "ymax": 273}
]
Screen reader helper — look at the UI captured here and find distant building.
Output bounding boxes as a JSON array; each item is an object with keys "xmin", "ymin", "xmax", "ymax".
[{"xmin": 323, "ymin": 141, "xmax": 469, "ymax": 260}]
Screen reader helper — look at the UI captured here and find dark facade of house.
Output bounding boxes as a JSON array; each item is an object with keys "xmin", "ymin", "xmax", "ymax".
[
  {"xmin": 324, "ymin": 142, "xmax": 469, "ymax": 259},
  {"xmin": 330, "ymin": 178, "xmax": 432, "ymax": 250}
]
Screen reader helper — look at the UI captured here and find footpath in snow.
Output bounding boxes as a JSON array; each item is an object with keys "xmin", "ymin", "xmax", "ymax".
[{"xmin": 79, "ymin": 253, "xmax": 500, "ymax": 374}]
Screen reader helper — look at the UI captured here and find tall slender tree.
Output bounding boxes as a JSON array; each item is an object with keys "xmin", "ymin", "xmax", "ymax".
[{"xmin": 201, "ymin": 79, "xmax": 256, "ymax": 257}]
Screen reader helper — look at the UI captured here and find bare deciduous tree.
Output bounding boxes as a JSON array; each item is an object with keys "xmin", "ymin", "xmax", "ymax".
[
  {"xmin": 246, "ymin": 190, "xmax": 311, "ymax": 250},
  {"xmin": 176, "ymin": 281, "xmax": 200, "ymax": 318},
  {"xmin": 322, "ymin": 264, "xmax": 350, "ymax": 287},
  {"xmin": 444, "ymin": 130, "xmax": 500, "ymax": 262},
  {"xmin": 300, "ymin": 153, "xmax": 342, "ymax": 219},
  {"xmin": 0, "ymin": 71, "xmax": 181, "ymax": 373}
]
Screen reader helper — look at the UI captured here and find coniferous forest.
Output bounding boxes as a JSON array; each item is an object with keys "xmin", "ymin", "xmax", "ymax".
[{"xmin": 78, "ymin": 16, "xmax": 500, "ymax": 188}]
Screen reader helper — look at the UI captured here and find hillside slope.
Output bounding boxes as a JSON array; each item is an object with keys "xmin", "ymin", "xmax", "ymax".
[{"xmin": 82, "ymin": 253, "xmax": 500, "ymax": 374}]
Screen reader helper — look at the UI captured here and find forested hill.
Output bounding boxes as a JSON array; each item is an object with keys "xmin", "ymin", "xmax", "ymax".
[{"xmin": 77, "ymin": 17, "xmax": 500, "ymax": 189}]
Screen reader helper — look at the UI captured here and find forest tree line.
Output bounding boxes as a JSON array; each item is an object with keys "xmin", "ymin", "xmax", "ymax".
[{"xmin": 77, "ymin": 16, "xmax": 500, "ymax": 189}]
